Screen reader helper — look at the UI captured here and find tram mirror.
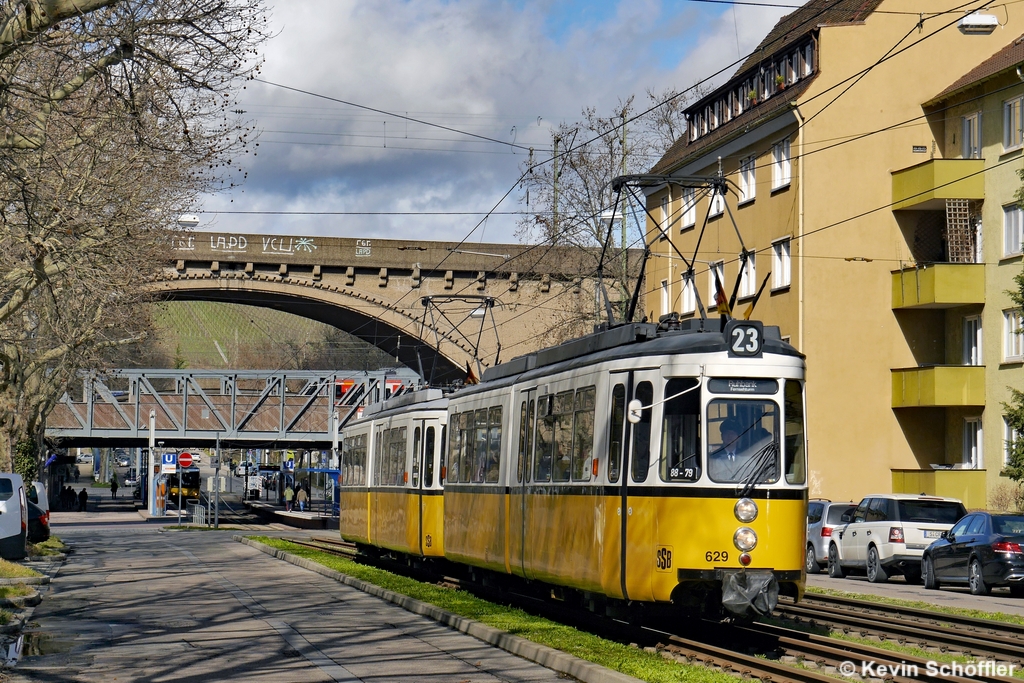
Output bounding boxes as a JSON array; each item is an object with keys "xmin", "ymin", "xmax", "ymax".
[{"xmin": 627, "ymin": 399, "xmax": 643, "ymax": 424}]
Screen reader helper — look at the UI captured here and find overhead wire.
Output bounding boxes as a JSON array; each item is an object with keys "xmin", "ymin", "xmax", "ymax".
[{"xmin": 223, "ymin": 1, "xmax": 998, "ymax": 370}]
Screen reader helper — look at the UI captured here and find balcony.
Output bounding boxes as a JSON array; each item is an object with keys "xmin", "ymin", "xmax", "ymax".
[
  {"xmin": 891, "ymin": 264, "xmax": 984, "ymax": 309},
  {"xmin": 891, "ymin": 159, "xmax": 985, "ymax": 210},
  {"xmin": 891, "ymin": 366, "xmax": 985, "ymax": 407},
  {"xmin": 891, "ymin": 468, "xmax": 987, "ymax": 508}
]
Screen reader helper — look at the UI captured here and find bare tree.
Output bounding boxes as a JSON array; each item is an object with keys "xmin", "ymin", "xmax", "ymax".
[
  {"xmin": 0, "ymin": 0, "xmax": 269, "ymax": 474},
  {"xmin": 515, "ymin": 87, "xmax": 702, "ymax": 336}
]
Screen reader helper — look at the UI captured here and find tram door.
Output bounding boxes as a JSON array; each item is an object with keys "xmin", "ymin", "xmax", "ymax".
[
  {"xmin": 509, "ymin": 388, "xmax": 535, "ymax": 578},
  {"xmin": 622, "ymin": 369, "xmax": 659, "ymax": 602}
]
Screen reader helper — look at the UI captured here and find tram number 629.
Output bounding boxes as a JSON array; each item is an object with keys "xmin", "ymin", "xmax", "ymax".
[{"xmin": 656, "ymin": 546, "xmax": 673, "ymax": 571}]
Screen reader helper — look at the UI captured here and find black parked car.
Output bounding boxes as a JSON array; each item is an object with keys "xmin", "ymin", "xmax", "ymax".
[
  {"xmin": 922, "ymin": 512, "xmax": 1024, "ymax": 596},
  {"xmin": 27, "ymin": 500, "xmax": 50, "ymax": 544}
]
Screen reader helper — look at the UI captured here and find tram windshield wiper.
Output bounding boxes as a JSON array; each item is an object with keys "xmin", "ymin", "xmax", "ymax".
[{"xmin": 737, "ymin": 441, "xmax": 778, "ymax": 498}]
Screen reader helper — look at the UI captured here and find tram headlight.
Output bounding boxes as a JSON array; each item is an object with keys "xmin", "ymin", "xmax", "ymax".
[
  {"xmin": 733, "ymin": 527, "xmax": 758, "ymax": 552},
  {"xmin": 734, "ymin": 498, "xmax": 758, "ymax": 523}
]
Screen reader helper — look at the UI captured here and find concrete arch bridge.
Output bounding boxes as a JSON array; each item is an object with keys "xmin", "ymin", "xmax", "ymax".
[{"xmin": 154, "ymin": 233, "xmax": 643, "ymax": 384}]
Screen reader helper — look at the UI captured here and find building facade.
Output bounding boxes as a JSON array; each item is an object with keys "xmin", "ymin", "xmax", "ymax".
[{"xmin": 645, "ymin": 0, "xmax": 1024, "ymax": 507}]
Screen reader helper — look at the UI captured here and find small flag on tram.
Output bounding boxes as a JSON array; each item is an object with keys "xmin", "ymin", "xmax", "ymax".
[{"xmin": 743, "ymin": 273, "xmax": 772, "ymax": 320}]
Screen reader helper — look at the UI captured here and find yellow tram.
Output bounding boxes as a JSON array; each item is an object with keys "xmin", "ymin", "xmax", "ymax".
[{"xmin": 338, "ymin": 318, "xmax": 807, "ymax": 618}]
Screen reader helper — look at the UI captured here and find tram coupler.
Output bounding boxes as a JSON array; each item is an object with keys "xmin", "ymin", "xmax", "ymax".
[{"xmin": 721, "ymin": 570, "xmax": 778, "ymax": 617}]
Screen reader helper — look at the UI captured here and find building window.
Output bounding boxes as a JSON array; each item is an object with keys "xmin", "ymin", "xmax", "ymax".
[
  {"xmin": 708, "ymin": 261, "xmax": 725, "ymax": 305},
  {"xmin": 963, "ymin": 417, "xmax": 983, "ymax": 469},
  {"xmin": 739, "ymin": 155, "xmax": 756, "ymax": 203},
  {"xmin": 772, "ymin": 138, "xmax": 791, "ymax": 189},
  {"xmin": 962, "ymin": 315, "xmax": 982, "ymax": 366},
  {"xmin": 1005, "ymin": 204, "xmax": 1023, "ymax": 256},
  {"xmin": 709, "ymin": 187, "xmax": 724, "ymax": 217},
  {"xmin": 962, "ymin": 112, "xmax": 981, "ymax": 159},
  {"xmin": 659, "ymin": 194, "xmax": 669, "ymax": 238},
  {"xmin": 788, "ymin": 52, "xmax": 797, "ymax": 83},
  {"xmin": 660, "ymin": 279, "xmax": 670, "ymax": 314},
  {"xmin": 681, "ymin": 188, "xmax": 696, "ymax": 229},
  {"xmin": 772, "ymin": 238, "xmax": 791, "ymax": 289},
  {"xmin": 1005, "ymin": 309, "xmax": 1024, "ymax": 361},
  {"xmin": 1005, "ymin": 96, "xmax": 1024, "ymax": 151},
  {"xmin": 681, "ymin": 273, "xmax": 696, "ymax": 315},
  {"xmin": 1004, "ymin": 416, "xmax": 1019, "ymax": 467},
  {"xmin": 804, "ymin": 44, "xmax": 814, "ymax": 75},
  {"xmin": 739, "ymin": 252, "xmax": 756, "ymax": 299}
]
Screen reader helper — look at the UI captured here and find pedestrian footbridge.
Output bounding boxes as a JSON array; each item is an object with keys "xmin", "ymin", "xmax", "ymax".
[{"xmin": 45, "ymin": 368, "xmax": 421, "ymax": 448}]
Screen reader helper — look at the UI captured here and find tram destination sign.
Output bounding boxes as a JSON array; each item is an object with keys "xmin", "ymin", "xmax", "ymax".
[{"xmin": 707, "ymin": 378, "xmax": 779, "ymax": 394}]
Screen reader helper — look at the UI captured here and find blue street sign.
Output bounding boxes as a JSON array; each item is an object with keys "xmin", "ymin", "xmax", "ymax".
[{"xmin": 161, "ymin": 452, "xmax": 177, "ymax": 474}]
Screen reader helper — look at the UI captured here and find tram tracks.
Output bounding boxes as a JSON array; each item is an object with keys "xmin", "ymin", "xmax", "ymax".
[{"xmin": 284, "ymin": 537, "xmax": 1023, "ymax": 682}]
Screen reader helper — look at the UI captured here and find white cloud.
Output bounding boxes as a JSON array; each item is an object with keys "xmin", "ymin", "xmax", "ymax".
[{"xmin": 198, "ymin": 0, "xmax": 790, "ymax": 244}]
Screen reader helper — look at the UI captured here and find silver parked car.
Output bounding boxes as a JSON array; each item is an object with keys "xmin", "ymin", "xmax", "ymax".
[{"xmin": 806, "ymin": 499, "xmax": 857, "ymax": 574}]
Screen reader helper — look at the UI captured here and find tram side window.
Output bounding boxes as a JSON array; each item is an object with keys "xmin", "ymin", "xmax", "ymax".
[
  {"xmin": 660, "ymin": 378, "xmax": 701, "ymax": 482},
  {"xmin": 374, "ymin": 429, "xmax": 384, "ymax": 485},
  {"xmin": 387, "ymin": 427, "xmax": 407, "ymax": 486},
  {"xmin": 609, "ymin": 384, "xmax": 625, "ymax": 483},
  {"xmin": 534, "ymin": 395, "xmax": 554, "ymax": 482},
  {"xmin": 447, "ymin": 414, "xmax": 460, "ymax": 483},
  {"xmin": 572, "ymin": 387, "xmax": 596, "ymax": 481},
  {"xmin": 439, "ymin": 426, "xmax": 447, "ymax": 485},
  {"xmin": 354, "ymin": 434, "xmax": 366, "ymax": 485},
  {"xmin": 486, "ymin": 406, "xmax": 502, "ymax": 483},
  {"xmin": 631, "ymin": 381, "xmax": 653, "ymax": 483},
  {"xmin": 517, "ymin": 401, "xmax": 527, "ymax": 484},
  {"xmin": 552, "ymin": 390, "xmax": 575, "ymax": 482},
  {"xmin": 424, "ymin": 426, "xmax": 436, "ymax": 487},
  {"xmin": 460, "ymin": 411, "xmax": 473, "ymax": 483},
  {"xmin": 472, "ymin": 408, "xmax": 488, "ymax": 483},
  {"xmin": 784, "ymin": 380, "xmax": 806, "ymax": 484},
  {"xmin": 413, "ymin": 427, "xmax": 422, "ymax": 487}
]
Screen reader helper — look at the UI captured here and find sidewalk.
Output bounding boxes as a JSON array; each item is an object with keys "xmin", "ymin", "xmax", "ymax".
[
  {"xmin": 49, "ymin": 487, "xmax": 149, "ymax": 527},
  {"xmin": 245, "ymin": 500, "xmax": 339, "ymax": 529}
]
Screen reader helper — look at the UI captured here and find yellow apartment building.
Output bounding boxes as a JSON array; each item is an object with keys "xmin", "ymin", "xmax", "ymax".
[{"xmin": 645, "ymin": 0, "xmax": 1024, "ymax": 508}]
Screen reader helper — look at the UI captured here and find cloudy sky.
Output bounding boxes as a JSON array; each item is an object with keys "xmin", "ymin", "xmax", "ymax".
[{"xmin": 197, "ymin": 0, "xmax": 791, "ymax": 245}]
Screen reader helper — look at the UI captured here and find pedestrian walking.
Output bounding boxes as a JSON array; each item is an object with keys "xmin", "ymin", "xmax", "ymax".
[
  {"xmin": 110, "ymin": 472, "xmax": 119, "ymax": 499},
  {"xmin": 78, "ymin": 488, "xmax": 88, "ymax": 512},
  {"xmin": 73, "ymin": 466, "xmax": 80, "ymax": 484},
  {"xmin": 283, "ymin": 484, "xmax": 294, "ymax": 512},
  {"xmin": 296, "ymin": 486, "xmax": 308, "ymax": 512}
]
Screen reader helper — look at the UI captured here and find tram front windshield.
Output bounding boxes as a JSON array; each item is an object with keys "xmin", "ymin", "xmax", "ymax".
[
  {"xmin": 706, "ymin": 399, "xmax": 779, "ymax": 484},
  {"xmin": 168, "ymin": 470, "xmax": 200, "ymax": 490}
]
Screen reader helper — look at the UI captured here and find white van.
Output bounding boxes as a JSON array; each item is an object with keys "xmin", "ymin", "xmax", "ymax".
[{"xmin": 0, "ymin": 474, "xmax": 27, "ymax": 560}]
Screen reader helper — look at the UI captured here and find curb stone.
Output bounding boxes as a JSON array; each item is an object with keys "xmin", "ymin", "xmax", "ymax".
[
  {"xmin": 0, "ymin": 591, "xmax": 41, "ymax": 609},
  {"xmin": 234, "ymin": 536, "xmax": 644, "ymax": 683},
  {"xmin": 0, "ymin": 578, "xmax": 47, "ymax": 586}
]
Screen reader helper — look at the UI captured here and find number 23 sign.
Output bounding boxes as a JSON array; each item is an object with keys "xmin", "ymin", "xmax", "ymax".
[{"xmin": 724, "ymin": 320, "xmax": 764, "ymax": 358}]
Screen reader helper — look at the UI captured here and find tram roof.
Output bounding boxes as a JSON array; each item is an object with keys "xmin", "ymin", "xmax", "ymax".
[
  {"xmin": 466, "ymin": 319, "xmax": 801, "ymax": 394},
  {"xmin": 359, "ymin": 387, "xmax": 448, "ymax": 420}
]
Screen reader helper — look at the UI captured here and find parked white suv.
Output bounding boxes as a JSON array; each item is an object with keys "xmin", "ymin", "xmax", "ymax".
[{"xmin": 827, "ymin": 494, "xmax": 966, "ymax": 584}]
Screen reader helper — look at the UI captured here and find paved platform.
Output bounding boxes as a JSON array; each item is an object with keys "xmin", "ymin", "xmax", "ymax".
[
  {"xmin": 11, "ymin": 514, "xmax": 592, "ymax": 682},
  {"xmin": 245, "ymin": 500, "xmax": 339, "ymax": 530}
]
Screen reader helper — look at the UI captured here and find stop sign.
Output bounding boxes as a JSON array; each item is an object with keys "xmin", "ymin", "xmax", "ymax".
[{"xmin": 178, "ymin": 452, "xmax": 193, "ymax": 468}]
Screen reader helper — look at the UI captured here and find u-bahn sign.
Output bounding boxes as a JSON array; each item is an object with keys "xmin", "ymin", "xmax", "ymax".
[{"xmin": 161, "ymin": 452, "xmax": 177, "ymax": 474}]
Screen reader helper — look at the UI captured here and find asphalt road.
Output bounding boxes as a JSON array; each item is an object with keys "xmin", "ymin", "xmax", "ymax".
[
  {"xmin": 807, "ymin": 570, "xmax": 1024, "ymax": 616},
  {"xmin": 10, "ymin": 515, "xmax": 572, "ymax": 683}
]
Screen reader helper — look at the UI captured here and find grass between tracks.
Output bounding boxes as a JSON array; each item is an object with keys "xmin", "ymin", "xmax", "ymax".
[
  {"xmin": 806, "ymin": 585, "xmax": 1024, "ymax": 626},
  {"xmin": 249, "ymin": 537, "xmax": 733, "ymax": 683}
]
